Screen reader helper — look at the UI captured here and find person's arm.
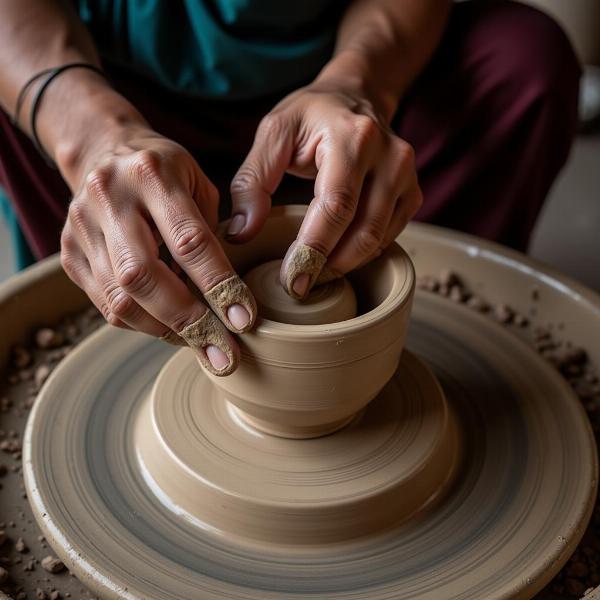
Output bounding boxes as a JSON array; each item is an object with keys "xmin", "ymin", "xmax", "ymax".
[
  {"xmin": 229, "ymin": 0, "xmax": 450, "ymax": 298},
  {"xmin": 319, "ymin": 0, "xmax": 449, "ymax": 121},
  {"xmin": 0, "ymin": 0, "xmax": 141, "ymax": 184},
  {"xmin": 0, "ymin": 1, "xmax": 256, "ymax": 376}
]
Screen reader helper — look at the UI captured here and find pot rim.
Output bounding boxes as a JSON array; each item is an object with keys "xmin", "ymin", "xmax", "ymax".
[{"xmin": 220, "ymin": 205, "xmax": 415, "ymax": 341}]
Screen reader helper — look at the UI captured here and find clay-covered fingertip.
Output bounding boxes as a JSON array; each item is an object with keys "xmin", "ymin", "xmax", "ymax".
[
  {"xmin": 315, "ymin": 265, "xmax": 342, "ymax": 286},
  {"xmin": 281, "ymin": 242, "xmax": 327, "ymax": 300},
  {"xmin": 196, "ymin": 350, "xmax": 238, "ymax": 377},
  {"xmin": 205, "ymin": 275, "xmax": 258, "ymax": 333},
  {"xmin": 178, "ymin": 310, "xmax": 240, "ymax": 376}
]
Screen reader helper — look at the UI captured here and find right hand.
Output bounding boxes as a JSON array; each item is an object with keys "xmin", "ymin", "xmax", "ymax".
[{"xmin": 59, "ymin": 124, "xmax": 255, "ymax": 374}]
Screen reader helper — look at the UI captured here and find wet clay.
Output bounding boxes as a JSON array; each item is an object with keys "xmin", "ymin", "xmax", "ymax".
[
  {"xmin": 3, "ymin": 206, "xmax": 600, "ymax": 599},
  {"xmin": 21, "ymin": 290, "xmax": 598, "ymax": 600},
  {"xmin": 136, "ymin": 348, "xmax": 459, "ymax": 544},
  {"xmin": 207, "ymin": 240, "xmax": 415, "ymax": 439},
  {"xmin": 243, "ymin": 259, "xmax": 357, "ymax": 325}
]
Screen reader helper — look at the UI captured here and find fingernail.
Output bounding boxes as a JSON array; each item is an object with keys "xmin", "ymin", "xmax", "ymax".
[
  {"xmin": 292, "ymin": 273, "xmax": 310, "ymax": 298},
  {"xmin": 205, "ymin": 275, "xmax": 257, "ymax": 333},
  {"xmin": 227, "ymin": 303, "xmax": 251, "ymax": 331},
  {"xmin": 227, "ymin": 214, "xmax": 246, "ymax": 237},
  {"xmin": 205, "ymin": 345, "xmax": 230, "ymax": 371}
]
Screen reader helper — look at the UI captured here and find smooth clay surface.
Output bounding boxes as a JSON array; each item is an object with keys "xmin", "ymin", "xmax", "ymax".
[
  {"xmin": 243, "ymin": 259, "xmax": 357, "ymax": 326},
  {"xmin": 207, "ymin": 206, "xmax": 415, "ymax": 439},
  {"xmin": 135, "ymin": 348, "xmax": 459, "ymax": 545},
  {"xmin": 23, "ymin": 291, "xmax": 597, "ymax": 599}
]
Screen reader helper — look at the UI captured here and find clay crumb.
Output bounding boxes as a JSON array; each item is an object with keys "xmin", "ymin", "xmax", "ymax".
[
  {"xmin": 513, "ymin": 313, "xmax": 529, "ymax": 327},
  {"xmin": 36, "ymin": 587, "xmax": 49, "ymax": 599},
  {"xmin": 493, "ymin": 303, "xmax": 514, "ymax": 324},
  {"xmin": 439, "ymin": 269, "xmax": 461, "ymax": 288},
  {"xmin": 41, "ymin": 555, "xmax": 66, "ymax": 574},
  {"xmin": 35, "ymin": 328, "xmax": 64, "ymax": 349},
  {"xmin": 34, "ymin": 364, "xmax": 52, "ymax": 389},
  {"xmin": 24, "ymin": 558, "xmax": 36, "ymax": 571},
  {"xmin": 449, "ymin": 285, "xmax": 465, "ymax": 303},
  {"xmin": 12, "ymin": 345, "xmax": 32, "ymax": 369},
  {"xmin": 0, "ymin": 439, "xmax": 22, "ymax": 454},
  {"xmin": 466, "ymin": 295, "xmax": 489, "ymax": 312},
  {"xmin": 15, "ymin": 537, "xmax": 28, "ymax": 553},
  {"xmin": 416, "ymin": 275, "xmax": 439, "ymax": 293}
]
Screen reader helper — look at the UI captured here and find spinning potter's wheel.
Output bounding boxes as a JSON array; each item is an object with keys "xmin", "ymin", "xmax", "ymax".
[{"xmin": 23, "ymin": 207, "xmax": 597, "ymax": 599}]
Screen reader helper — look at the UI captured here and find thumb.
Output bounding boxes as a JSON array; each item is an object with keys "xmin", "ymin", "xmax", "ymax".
[{"xmin": 228, "ymin": 113, "xmax": 294, "ymax": 243}]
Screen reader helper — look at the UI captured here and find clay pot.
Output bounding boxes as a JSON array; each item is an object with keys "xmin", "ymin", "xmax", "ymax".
[{"xmin": 210, "ymin": 205, "xmax": 415, "ymax": 438}]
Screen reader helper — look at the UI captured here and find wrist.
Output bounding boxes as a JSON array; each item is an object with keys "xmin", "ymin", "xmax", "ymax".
[
  {"xmin": 35, "ymin": 70, "xmax": 148, "ymax": 188},
  {"xmin": 314, "ymin": 50, "xmax": 400, "ymax": 122}
]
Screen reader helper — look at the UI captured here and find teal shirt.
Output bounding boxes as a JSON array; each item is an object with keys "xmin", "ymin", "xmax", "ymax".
[{"xmin": 75, "ymin": 0, "xmax": 344, "ymax": 99}]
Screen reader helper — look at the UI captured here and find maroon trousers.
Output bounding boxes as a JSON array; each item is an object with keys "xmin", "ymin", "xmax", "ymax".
[{"xmin": 0, "ymin": 0, "xmax": 580, "ymax": 260}]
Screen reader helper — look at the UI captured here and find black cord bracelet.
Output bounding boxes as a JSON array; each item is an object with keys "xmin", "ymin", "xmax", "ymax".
[
  {"xmin": 12, "ymin": 67, "xmax": 55, "ymax": 128},
  {"xmin": 27, "ymin": 62, "xmax": 106, "ymax": 167}
]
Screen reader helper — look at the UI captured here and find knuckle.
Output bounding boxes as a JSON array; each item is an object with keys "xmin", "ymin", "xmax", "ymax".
[
  {"xmin": 258, "ymin": 112, "xmax": 284, "ymax": 139},
  {"xmin": 353, "ymin": 115, "xmax": 379, "ymax": 146},
  {"xmin": 320, "ymin": 190, "xmax": 357, "ymax": 227},
  {"xmin": 105, "ymin": 312, "xmax": 127, "ymax": 329},
  {"xmin": 60, "ymin": 227, "xmax": 76, "ymax": 253},
  {"xmin": 59, "ymin": 249, "xmax": 78, "ymax": 279},
  {"xmin": 230, "ymin": 164, "xmax": 259, "ymax": 197},
  {"xmin": 355, "ymin": 224, "xmax": 383, "ymax": 256},
  {"xmin": 99, "ymin": 302, "xmax": 112, "ymax": 322},
  {"xmin": 68, "ymin": 200, "xmax": 88, "ymax": 231},
  {"xmin": 115, "ymin": 256, "xmax": 154, "ymax": 295},
  {"xmin": 170, "ymin": 219, "xmax": 211, "ymax": 262},
  {"xmin": 106, "ymin": 287, "xmax": 137, "ymax": 319},
  {"xmin": 84, "ymin": 166, "xmax": 113, "ymax": 199},
  {"xmin": 130, "ymin": 149, "xmax": 162, "ymax": 181},
  {"xmin": 393, "ymin": 138, "xmax": 415, "ymax": 165}
]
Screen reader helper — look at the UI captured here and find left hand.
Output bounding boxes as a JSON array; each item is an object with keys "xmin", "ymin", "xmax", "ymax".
[{"xmin": 227, "ymin": 82, "xmax": 423, "ymax": 297}]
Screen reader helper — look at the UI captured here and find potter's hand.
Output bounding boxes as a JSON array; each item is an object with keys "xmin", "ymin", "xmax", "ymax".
[
  {"xmin": 228, "ymin": 83, "xmax": 423, "ymax": 298},
  {"xmin": 61, "ymin": 125, "xmax": 256, "ymax": 376}
]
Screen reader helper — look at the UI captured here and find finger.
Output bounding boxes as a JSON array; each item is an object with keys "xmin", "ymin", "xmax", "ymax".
[
  {"xmin": 190, "ymin": 166, "xmax": 220, "ymax": 232},
  {"xmin": 326, "ymin": 143, "xmax": 419, "ymax": 275},
  {"xmin": 102, "ymin": 209, "xmax": 241, "ymax": 376},
  {"xmin": 60, "ymin": 226, "xmax": 130, "ymax": 330},
  {"xmin": 147, "ymin": 187, "xmax": 257, "ymax": 334},
  {"xmin": 281, "ymin": 135, "xmax": 371, "ymax": 298},
  {"xmin": 228, "ymin": 112, "xmax": 294, "ymax": 242},
  {"xmin": 71, "ymin": 215, "xmax": 170, "ymax": 338},
  {"xmin": 381, "ymin": 180, "xmax": 423, "ymax": 248}
]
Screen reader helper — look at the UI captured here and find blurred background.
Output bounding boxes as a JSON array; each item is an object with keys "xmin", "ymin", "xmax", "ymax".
[{"xmin": 1, "ymin": 0, "xmax": 599, "ymax": 290}]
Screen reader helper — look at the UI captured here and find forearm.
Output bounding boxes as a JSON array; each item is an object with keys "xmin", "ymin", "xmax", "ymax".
[
  {"xmin": 0, "ymin": 0, "xmax": 145, "ymax": 187},
  {"xmin": 316, "ymin": 0, "xmax": 451, "ymax": 121}
]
